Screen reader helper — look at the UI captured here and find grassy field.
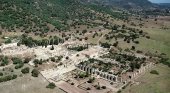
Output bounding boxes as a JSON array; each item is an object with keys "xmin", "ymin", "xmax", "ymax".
[
  {"xmin": 137, "ymin": 28, "xmax": 170, "ymax": 58},
  {"xmin": 122, "ymin": 64, "xmax": 170, "ymax": 93},
  {"xmin": 0, "ymin": 65, "xmax": 65, "ymax": 93},
  {"xmin": 108, "ymin": 17, "xmax": 170, "ymax": 59},
  {"xmin": 0, "ymin": 74, "xmax": 65, "ymax": 93}
]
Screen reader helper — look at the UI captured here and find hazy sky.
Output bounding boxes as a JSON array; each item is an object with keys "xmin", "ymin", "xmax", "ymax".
[{"xmin": 149, "ymin": 0, "xmax": 170, "ymax": 3}]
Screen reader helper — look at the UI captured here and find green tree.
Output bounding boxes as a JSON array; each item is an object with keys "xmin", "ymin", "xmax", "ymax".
[
  {"xmin": 12, "ymin": 57, "xmax": 22, "ymax": 64},
  {"xmin": 21, "ymin": 67, "xmax": 30, "ymax": 74},
  {"xmin": 31, "ymin": 69, "xmax": 39, "ymax": 77},
  {"xmin": 46, "ymin": 82, "xmax": 56, "ymax": 89},
  {"xmin": 24, "ymin": 58, "xmax": 31, "ymax": 63},
  {"xmin": 5, "ymin": 39, "xmax": 12, "ymax": 44},
  {"xmin": 150, "ymin": 70, "xmax": 159, "ymax": 75},
  {"xmin": 50, "ymin": 57, "xmax": 55, "ymax": 62},
  {"xmin": 0, "ymin": 72, "xmax": 3, "ymax": 76},
  {"xmin": 1, "ymin": 56, "xmax": 9, "ymax": 66}
]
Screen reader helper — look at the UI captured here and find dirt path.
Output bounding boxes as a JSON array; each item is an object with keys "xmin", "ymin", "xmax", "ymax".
[{"xmin": 97, "ymin": 34, "xmax": 104, "ymax": 45}]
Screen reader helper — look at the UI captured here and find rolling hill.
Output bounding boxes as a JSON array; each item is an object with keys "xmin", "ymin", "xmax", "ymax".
[{"xmin": 0, "ymin": 0, "xmax": 168, "ymax": 33}]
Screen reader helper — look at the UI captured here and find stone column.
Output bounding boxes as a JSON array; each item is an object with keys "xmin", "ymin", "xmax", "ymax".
[
  {"xmin": 118, "ymin": 77, "xmax": 122, "ymax": 83},
  {"xmin": 85, "ymin": 66, "xmax": 88, "ymax": 72},
  {"xmin": 104, "ymin": 74, "xmax": 106, "ymax": 78},
  {"xmin": 99, "ymin": 73, "xmax": 101, "ymax": 77},
  {"xmin": 110, "ymin": 75, "xmax": 113, "ymax": 81},
  {"xmin": 81, "ymin": 65, "xmax": 83, "ymax": 70},
  {"xmin": 96, "ymin": 71, "xmax": 99, "ymax": 75},
  {"xmin": 88, "ymin": 67, "xmax": 91, "ymax": 74},
  {"xmin": 115, "ymin": 76, "xmax": 118, "ymax": 82},
  {"xmin": 94, "ymin": 70, "xmax": 97, "ymax": 75},
  {"xmin": 92, "ymin": 68, "xmax": 95, "ymax": 74},
  {"xmin": 83, "ymin": 66, "xmax": 86, "ymax": 71},
  {"xmin": 107, "ymin": 75, "xmax": 109, "ymax": 80},
  {"xmin": 88, "ymin": 68, "xmax": 91, "ymax": 74}
]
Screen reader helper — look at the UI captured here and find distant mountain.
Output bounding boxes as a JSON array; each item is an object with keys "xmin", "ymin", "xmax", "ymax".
[
  {"xmin": 158, "ymin": 3, "xmax": 170, "ymax": 8},
  {"xmin": 80, "ymin": 0, "xmax": 157, "ymax": 10}
]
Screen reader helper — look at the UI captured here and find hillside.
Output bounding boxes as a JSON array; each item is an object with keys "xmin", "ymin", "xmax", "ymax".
[
  {"xmin": 0, "ymin": 0, "xmax": 100, "ymax": 32},
  {"xmin": 81, "ymin": 0, "xmax": 156, "ymax": 10},
  {"xmin": 0, "ymin": 0, "xmax": 130, "ymax": 34},
  {"xmin": 0, "ymin": 0, "xmax": 170, "ymax": 40},
  {"xmin": 1, "ymin": 0, "xmax": 169, "ymax": 34}
]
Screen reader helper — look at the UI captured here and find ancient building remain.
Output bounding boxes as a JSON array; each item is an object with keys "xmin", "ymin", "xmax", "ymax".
[{"xmin": 76, "ymin": 64, "xmax": 119, "ymax": 82}]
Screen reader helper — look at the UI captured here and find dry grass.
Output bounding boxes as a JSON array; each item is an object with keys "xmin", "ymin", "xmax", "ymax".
[
  {"xmin": 122, "ymin": 64, "xmax": 170, "ymax": 93},
  {"xmin": 0, "ymin": 65, "xmax": 65, "ymax": 93}
]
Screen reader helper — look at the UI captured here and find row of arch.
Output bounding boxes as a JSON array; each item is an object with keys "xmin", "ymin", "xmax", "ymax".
[{"xmin": 76, "ymin": 65, "xmax": 118, "ymax": 82}]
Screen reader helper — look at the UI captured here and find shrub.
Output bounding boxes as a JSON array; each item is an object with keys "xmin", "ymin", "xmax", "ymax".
[
  {"xmin": 96, "ymin": 85, "xmax": 100, "ymax": 90},
  {"xmin": 46, "ymin": 82, "xmax": 56, "ymax": 89},
  {"xmin": 101, "ymin": 42, "xmax": 111, "ymax": 48},
  {"xmin": 82, "ymin": 29, "xmax": 87, "ymax": 34},
  {"xmin": 122, "ymin": 86, "xmax": 126, "ymax": 89},
  {"xmin": 24, "ymin": 58, "xmax": 31, "ymax": 63},
  {"xmin": 159, "ymin": 57, "xmax": 170, "ymax": 67},
  {"xmin": 131, "ymin": 46, "xmax": 135, "ymax": 50},
  {"xmin": 113, "ymin": 42, "xmax": 118, "ymax": 47},
  {"xmin": 12, "ymin": 57, "xmax": 22, "ymax": 64},
  {"xmin": 78, "ymin": 72, "xmax": 88, "ymax": 78},
  {"xmin": 85, "ymin": 37, "xmax": 88, "ymax": 40},
  {"xmin": 31, "ymin": 69, "xmax": 39, "ymax": 77},
  {"xmin": 66, "ymin": 56, "xmax": 69, "ymax": 60},
  {"xmin": 68, "ymin": 46, "xmax": 88, "ymax": 51},
  {"xmin": 12, "ymin": 74, "xmax": 17, "ymax": 79},
  {"xmin": 5, "ymin": 39, "xmax": 12, "ymax": 44},
  {"xmin": 21, "ymin": 67, "xmax": 30, "ymax": 74},
  {"xmin": 17, "ymin": 42, "xmax": 21, "ymax": 46},
  {"xmin": 0, "ymin": 72, "xmax": 3, "ymax": 76},
  {"xmin": 150, "ymin": 70, "xmax": 159, "ymax": 75},
  {"xmin": 117, "ymin": 90, "xmax": 122, "ymax": 93},
  {"xmin": 33, "ymin": 59, "xmax": 39, "ymax": 64},
  {"xmin": 76, "ymin": 54, "xmax": 79, "ymax": 57},
  {"xmin": 0, "ymin": 74, "xmax": 17, "ymax": 83},
  {"xmin": 146, "ymin": 36, "xmax": 150, "ymax": 39},
  {"xmin": 1, "ymin": 56, "xmax": 9, "ymax": 66},
  {"xmin": 101, "ymin": 86, "xmax": 106, "ymax": 89},
  {"xmin": 50, "ymin": 57, "xmax": 55, "ymax": 62},
  {"xmin": 0, "ymin": 63, "xmax": 5, "ymax": 66},
  {"xmin": 110, "ymin": 82, "xmax": 113, "ymax": 85},
  {"xmin": 86, "ymin": 87, "xmax": 91, "ymax": 90},
  {"xmin": 87, "ymin": 77, "xmax": 95, "ymax": 83},
  {"xmin": 15, "ymin": 63, "xmax": 24, "ymax": 69},
  {"xmin": 71, "ymin": 82, "xmax": 74, "ymax": 85},
  {"xmin": 136, "ymin": 50, "xmax": 143, "ymax": 53}
]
